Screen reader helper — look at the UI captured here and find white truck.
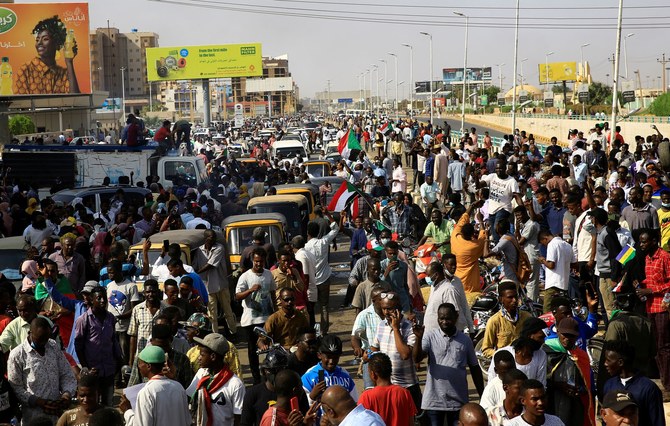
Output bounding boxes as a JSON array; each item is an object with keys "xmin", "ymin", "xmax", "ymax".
[{"xmin": 1, "ymin": 145, "xmax": 208, "ymax": 189}]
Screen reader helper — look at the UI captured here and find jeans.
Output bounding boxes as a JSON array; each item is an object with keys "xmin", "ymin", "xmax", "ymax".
[
  {"xmin": 99, "ymin": 375, "xmax": 115, "ymax": 407},
  {"xmin": 426, "ymin": 410, "xmax": 459, "ymax": 426},
  {"xmin": 487, "ymin": 209, "xmax": 511, "ymax": 244},
  {"xmin": 362, "ymin": 362, "xmax": 374, "ymax": 390},
  {"xmin": 317, "ymin": 280, "xmax": 331, "ymax": 334},
  {"xmin": 244, "ymin": 324, "xmax": 262, "ymax": 384}
]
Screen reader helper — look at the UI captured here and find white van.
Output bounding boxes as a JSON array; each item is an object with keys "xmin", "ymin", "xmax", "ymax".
[{"xmin": 271, "ymin": 140, "xmax": 308, "ymax": 163}]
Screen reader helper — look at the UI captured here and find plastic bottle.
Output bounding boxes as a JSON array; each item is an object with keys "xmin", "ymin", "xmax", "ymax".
[
  {"xmin": 0, "ymin": 57, "xmax": 12, "ymax": 95},
  {"xmin": 64, "ymin": 29, "xmax": 75, "ymax": 59}
]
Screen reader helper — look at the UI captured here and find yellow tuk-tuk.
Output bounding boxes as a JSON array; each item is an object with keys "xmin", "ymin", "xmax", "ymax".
[
  {"xmin": 274, "ymin": 183, "xmax": 320, "ymax": 220},
  {"xmin": 247, "ymin": 194, "xmax": 309, "ymax": 240},
  {"xmin": 221, "ymin": 213, "xmax": 287, "ymax": 270},
  {"xmin": 304, "ymin": 160, "xmax": 332, "ymax": 178}
]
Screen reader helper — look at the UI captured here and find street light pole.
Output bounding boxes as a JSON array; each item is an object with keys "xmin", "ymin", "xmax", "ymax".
[
  {"xmin": 580, "ymin": 43, "xmax": 590, "ymax": 81},
  {"xmin": 379, "ymin": 59, "xmax": 388, "ymax": 107},
  {"xmin": 373, "ymin": 65, "xmax": 380, "ymax": 116},
  {"xmin": 624, "ymin": 33, "xmax": 634, "ymax": 79},
  {"xmin": 369, "ymin": 66, "xmax": 374, "ymax": 114},
  {"xmin": 402, "ymin": 43, "xmax": 413, "ymax": 117},
  {"xmin": 120, "ymin": 67, "xmax": 126, "ymax": 118},
  {"xmin": 388, "ymin": 52, "xmax": 399, "ymax": 120},
  {"xmin": 496, "ymin": 63, "xmax": 505, "ymax": 91},
  {"xmin": 420, "ymin": 32, "xmax": 433, "ymax": 126},
  {"xmin": 511, "ymin": 0, "xmax": 520, "ymax": 135},
  {"xmin": 610, "ymin": 0, "xmax": 624, "ymax": 145},
  {"xmin": 545, "ymin": 51, "xmax": 555, "ymax": 90},
  {"xmin": 454, "ymin": 11, "xmax": 469, "ymax": 133}
]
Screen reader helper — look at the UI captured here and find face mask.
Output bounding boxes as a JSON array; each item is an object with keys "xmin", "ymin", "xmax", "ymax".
[
  {"xmin": 663, "ymin": 203, "xmax": 670, "ymax": 209},
  {"xmin": 608, "ymin": 214, "xmax": 621, "ymax": 222},
  {"xmin": 425, "ymin": 276, "xmax": 434, "ymax": 286},
  {"xmin": 30, "ymin": 340, "xmax": 45, "ymax": 352},
  {"xmin": 445, "ymin": 270, "xmax": 454, "ymax": 279},
  {"xmin": 380, "ymin": 238, "xmax": 390, "ymax": 245}
]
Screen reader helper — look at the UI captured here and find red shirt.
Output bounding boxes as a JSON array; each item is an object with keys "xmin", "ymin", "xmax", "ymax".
[
  {"xmin": 642, "ymin": 247, "xmax": 670, "ymax": 314},
  {"xmin": 260, "ymin": 406, "xmax": 290, "ymax": 426},
  {"xmin": 358, "ymin": 384, "xmax": 417, "ymax": 426},
  {"xmin": 154, "ymin": 126, "xmax": 170, "ymax": 142}
]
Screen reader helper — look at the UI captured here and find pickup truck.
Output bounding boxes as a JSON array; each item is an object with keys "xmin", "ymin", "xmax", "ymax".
[{"xmin": 1, "ymin": 145, "xmax": 208, "ymax": 189}]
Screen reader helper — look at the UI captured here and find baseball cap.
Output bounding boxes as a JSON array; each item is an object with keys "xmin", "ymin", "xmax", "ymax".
[
  {"xmin": 193, "ymin": 333, "xmax": 230, "ymax": 356},
  {"xmin": 586, "ymin": 207, "xmax": 608, "ymax": 225},
  {"xmin": 601, "ymin": 390, "xmax": 638, "ymax": 412},
  {"xmin": 138, "ymin": 346, "xmax": 166, "ymax": 364},
  {"xmin": 80, "ymin": 281, "xmax": 99, "ymax": 294},
  {"xmin": 179, "ymin": 313, "xmax": 211, "ymax": 331},
  {"xmin": 556, "ymin": 317, "xmax": 580, "ymax": 337},
  {"xmin": 318, "ymin": 334, "xmax": 343, "ymax": 355}
]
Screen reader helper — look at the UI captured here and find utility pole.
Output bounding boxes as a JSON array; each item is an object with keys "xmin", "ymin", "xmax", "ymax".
[
  {"xmin": 326, "ymin": 80, "xmax": 331, "ymax": 114},
  {"xmin": 658, "ymin": 54, "xmax": 668, "ymax": 93}
]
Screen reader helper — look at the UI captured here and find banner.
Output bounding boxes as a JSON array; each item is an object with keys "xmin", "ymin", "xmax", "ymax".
[
  {"xmin": 415, "ymin": 81, "xmax": 446, "ymax": 93},
  {"xmin": 538, "ymin": 62, "xmax": 577, "ymax": 84},
  {"xmin": 96, "ymin": 97, "xmax": 121, "ymax": 114},
  {"xmin": 443, "ymin": 67, "xmax": 492, "ymax": 84},
  {"xmin": 0, "ymin": 3, "xmax": 91, "ymax": 96},
  {"xmin": 577, "ymin": 83, "xmax": 590, "ymax": 103},
  {"xmin": 621, "ymin": 81, "xmax": 636, "ymax": 104},
  {"xmin": 146, "ymin": 43, "xmax": 263, "ymax": 81}
]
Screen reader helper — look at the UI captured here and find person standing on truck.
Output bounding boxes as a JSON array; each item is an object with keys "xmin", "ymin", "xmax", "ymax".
[
  {"xmin": 153, "ymin": 120, "xmax": 173, "ymax": 149},
  {"xmin": 172, "ymin": 119, "xmax": 192, "ymax": 154}
]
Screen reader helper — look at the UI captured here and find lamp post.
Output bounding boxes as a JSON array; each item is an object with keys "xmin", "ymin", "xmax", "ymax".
[
  {"xmin": 388, "ymin": 52, "xmax": 399, "ymax": 120},
  {"xmin": 420, "ymin": 32, "xmax": 433, "ymax": 126},
  {"xmin": 520, "ymin": 58, "xmax": 528, "ymax": 89},
  {"xmin": 369, "ymin": 66, "xmax": 374, "ymax": 113},
  {"xmin": 373, "ymin": 64, "xmax": 379, "ymax": 115},
  {"xmin": 623, "ymin": 33, "xmax": 634, "ymax": 79},
  {"xmin": 544, "ymin": 51, "xmax": 554, "ymax": 89},
  {"xmin": 580, "ymin": 43, "xmax": 590, "ymax": 81},
  {"xmin": 454, "ymin": 11, "xmax": 469, "ymax": 133},
  {"xmin": 496, "ymin": 63, "xmax": 505, "ymax": 91},
  {"xmin": 120, "ymin": 67, "xmax": 126, "ymax": 118},
  {"xmin": 402, "ymin": 43, "xmax": 413, "ymax": 117},
  {"xmin": 379, "ymin": 59, "xmax": 388, "ymax": 107},
  {"xmin": 511, "ymin": 0, "xmax": 520, "ymax": 135},
  {"xmin": 362, "ymin": 70, "xmax": 368, "ymax": 111}
]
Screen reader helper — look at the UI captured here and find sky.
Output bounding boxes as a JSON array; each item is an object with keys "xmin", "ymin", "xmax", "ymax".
[{"xmin": 20, "ymin": 0, "xmax": 670, "ymax": 97}]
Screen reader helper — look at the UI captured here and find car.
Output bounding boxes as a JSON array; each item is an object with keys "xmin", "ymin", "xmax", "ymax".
[
  {"xmin": 68, "ymin": 136, "xmax": 96, "ymax": 146},
  {"xmin": 271, "ymin": 140, "xmax": 308, "ymax": 163},
  {"xmin": 304, "ymin": 121, "xmax": 321, "ymax": 130},
  {"xmin": 0, "ymin": 236, "xmax": 28, "ymax": 290},
  {"xmin": 51, "ymin": 185, "xmax": 151, "ymax": 213}
]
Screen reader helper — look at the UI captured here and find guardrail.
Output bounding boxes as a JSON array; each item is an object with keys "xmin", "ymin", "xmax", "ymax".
[
  {"xmin": 496, "ymin": 112, "xmax": 670, "ymax": 124},
  {"xmin": 449, "ymin": 130, "xmax": 550, "ymax": 155}
]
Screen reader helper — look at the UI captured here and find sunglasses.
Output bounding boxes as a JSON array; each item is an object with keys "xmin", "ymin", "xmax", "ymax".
[
  {"xmin": 380, "ymin": 292, "xmax": 396, "ymax": 300},
  {"xmin": 282, "ymin": 297, "xmax": 295, "ymax": 302}
]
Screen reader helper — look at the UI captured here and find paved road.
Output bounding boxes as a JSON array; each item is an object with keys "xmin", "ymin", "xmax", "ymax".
[{"xmin": 426, "ymin": 115, "xmax": 508, "ymax": 139}]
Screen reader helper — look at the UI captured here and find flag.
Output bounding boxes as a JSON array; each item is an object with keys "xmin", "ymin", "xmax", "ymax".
[
  {"xmin": 612, "ymin": 272, "xmax": 627, "ymax": 293},
  {"xmin": 348, "ymin": 196, "xmax": 360, "ymax": 218},
  {"xmin": 378, "ymin": 121, "xmax": 394, "ymax": 136},
  {"xmin": 337, "ymin": 128, "xmax": 362, "ymax": 161},
  {"xmin": 366, "ymin": 239, "xmax": 384, "ymax": 251},
  {"xmin": 616, "ymin": 244, "xmax": 636, "ymax": 265},
  {"xmin": 373, "ymin": 219, "xmax": 390, "ymax": 233},
  {"xmin": 328, "ymin": 181, "xmax": 363, "ymax": 213}
]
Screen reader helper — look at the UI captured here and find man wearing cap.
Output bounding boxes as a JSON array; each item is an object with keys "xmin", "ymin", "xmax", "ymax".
[
  {"xmin": 302, "ymin": 334, "xmax": 357, "ymax": 407},
  {"xmin": 186, "ymin": 333, "xmax": 245, "ymax": 426},
  {"xmin": 600, "ymin": 390, "xmax": 639, "ymax": 426},
  {"xmin": 74, "ymin": 285, "xmax": 122, "ymax": 406},
  {"xmin": 543, "ymin": 318, "xmax": 595, "ymax": 426},
  {"xmin": 120, "ymin": 346, "xmax": 190, "ymax": 426},
  {"xmin": 602, "ymin": 340, "xmax": 662, "ymax": 426}
]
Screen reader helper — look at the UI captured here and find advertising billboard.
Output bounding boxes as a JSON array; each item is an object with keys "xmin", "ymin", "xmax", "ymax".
[
  {"xmin": 96, "ymin": 97, "xmax": 121, "ymax": 114},
  {"xmin": 443, "ymin": 67, "xmax": 492, "ymax": 84},
  {"xmin": 146, "ymin": 43, "xmax": 263, "ymax": 82},
  {"xmin": 245, "ymin": 77, "xmax": 293, "ymax": 93},
  {"xmin": 415, "ymin": 81, "xmax": 446, "ymax": 93},
  {"xmin": 0, "ymin": 3, "xmax": 91, "ymax": 97},
  {"xmin": 538, "ymin": 62, "xmax": 577, "ymax": 84}
]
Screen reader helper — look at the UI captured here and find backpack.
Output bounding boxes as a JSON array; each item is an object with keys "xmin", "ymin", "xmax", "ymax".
[{"xmin": 505, "ymin": 235, "xmax": 532, "ymax": 285}]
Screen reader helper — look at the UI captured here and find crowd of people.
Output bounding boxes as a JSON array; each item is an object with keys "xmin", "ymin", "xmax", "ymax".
[{"xmin": 0, "ymin": 112, "xmax": 667, "ymax": 426}]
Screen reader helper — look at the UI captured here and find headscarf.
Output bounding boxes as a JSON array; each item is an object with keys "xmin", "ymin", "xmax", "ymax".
[
  {"xmin": 21, "ymin": 259, "xmax": 38, "ymax": 292},
  {"xmin": 92, "ymin": 231, "xmax": 110, "ymax": 258},
  {"xmin": 25, "ymin": 198, "xmax": 38, "ymax": 215},
  {"xmin": 237, "ymin": 184, "xmax": 249, "ymax": 203}
]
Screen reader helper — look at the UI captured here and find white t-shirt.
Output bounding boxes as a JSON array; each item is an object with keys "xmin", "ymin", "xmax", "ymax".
[
  {"xmin": 480, "ymin": 376, "xmax": 504, "ymax": 410},
  {"xmin": 235, "ymin": 269, "xmax": 276, "ymax": 327},
  {"xmin": 186, "ymin": 368, "xmax": 245, "ymax": 424},
  {"xmin": 545, "ymin": 237, "xmax": 575, "ymax": 291},
  {"xmin": 487, "ymin": 346, "xmax": 547, "ymax": 386},
  {"xmin": 482, "ymin": 174, "xmax": 519, "ymax": 215},
  {"xmin": 507, "ymin": 413, "xmax": 565, "ymax": 425}
]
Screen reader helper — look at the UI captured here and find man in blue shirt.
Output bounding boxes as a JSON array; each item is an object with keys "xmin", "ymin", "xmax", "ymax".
[
  {"xmin": 545, "ymin": 296, "xmax": 598, "ymax": 351},
  {"xmin": 603, "ymin": 340, "xmax": 664, "ymax": 426}
]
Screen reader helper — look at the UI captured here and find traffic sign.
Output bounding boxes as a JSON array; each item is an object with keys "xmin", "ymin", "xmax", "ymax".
[{"xmin": 338, "ymin": 98, "xmax": 353, "ymax": 103}]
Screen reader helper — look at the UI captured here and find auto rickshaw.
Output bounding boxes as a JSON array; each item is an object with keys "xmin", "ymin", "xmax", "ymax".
[
  {"xmin": 221, "ymin": 213, "xmax": 287, "ymax": 270},
  {"xmin": 303, "ymin": 160, "xmax": 332, "ymax": 178},
  {"xmin": 247, "ymin": 194, "xmax": 309, "ymax": 240},
  {"xmin": 274, "ymin": 183, "xmax": 320, "ymax": 220}
]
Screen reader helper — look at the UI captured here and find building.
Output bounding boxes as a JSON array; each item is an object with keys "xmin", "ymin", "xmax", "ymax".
[{"xmin": 90, "ymin": 27, "xmax": 159, "ymax": 113}]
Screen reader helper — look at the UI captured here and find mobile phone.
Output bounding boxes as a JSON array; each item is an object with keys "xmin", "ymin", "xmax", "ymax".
[
  {"xmin": 163, "ymin": 239, "xmax": 169, "ymax": 252},
  {"xmin": 318, "ymin": 370, "xmax": 325, "ymax": 383},
  {"xmin": 290, "ymin": 396, "xmax": 299, "ymax": 412}
]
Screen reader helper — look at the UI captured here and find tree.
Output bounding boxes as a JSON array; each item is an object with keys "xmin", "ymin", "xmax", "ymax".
[
  {"xmin": 649, "ymin": 92, "xmax": 670, "ymax": 116},
  {"xmin": 588, "ymin": 82, "xmax": 612, "ymax": 106},
  {"xmin": 8, "ymin": 115, "xmax": 35, "ymax": 136},
  {"xmin": 483, "ymin": 85, "xmax": 501, "ymax": 102}
]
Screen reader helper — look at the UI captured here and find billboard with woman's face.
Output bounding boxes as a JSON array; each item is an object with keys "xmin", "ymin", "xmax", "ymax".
[{"xmin": 0, "ymin": 3, "xmax": 90, "ymax": 96}]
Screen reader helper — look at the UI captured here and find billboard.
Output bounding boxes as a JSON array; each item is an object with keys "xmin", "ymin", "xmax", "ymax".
[
  {"xmin": 96, "ymin": 97, "xmax": 121, "ymax": 114},
  {"xmin": 0, "ymin": 3, "xmax": 91, "ymax": 97},
  {"xmin": 415, "ymin": 81, "xmax": 446, "ymax": 93},
  {"xmin": 538, "ymin": 62, "xmax": 577, "ymax": 84},
  {"xmin": 443, "ymin": 67, "xmax": 492, "ymax": 84},
  {"xmin": 146, "ymin": 43, "xmax": 263, "ymax": 82},
  {"xmin": 245, "ymin": 77, "xmax": 293, "ymax": 93}
]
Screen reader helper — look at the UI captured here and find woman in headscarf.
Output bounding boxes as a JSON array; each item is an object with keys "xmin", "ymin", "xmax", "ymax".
[
  {"xmin": 236, "ymin": 184, "xmax": 250, "ymax": 206},
  {"xmin": 91, "ymin": 230, "xmax": 111, "ymax": 272},
  {"xmin": 21, "ymin": 259, "xmax": 39, "ymax": 294}
]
